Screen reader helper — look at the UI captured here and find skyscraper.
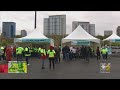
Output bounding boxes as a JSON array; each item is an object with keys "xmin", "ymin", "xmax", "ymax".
[
  {"xmin": 44, "ymin": 15, "xmax": 66, "ymax": 35},
  {"xmin": 72, "ymin": 21, "xmax": 95, "ymax": 36},
  {"xmin": 117, "ymin": 26, "xmax": 120, "ymax": 37},
  {"xmin": 104, "ymin": 30, "xmax": 113, "ymax": 36},
  {"xmin": 2, "ymin": 22, "xmax": 16, "ymax": 38},
  {"xmin": 89, "ymin": 24, "xmax": 95, "ymax": 36},
  {"xmin": 21, "ymin": 30, "xmax": 27, "ymax": 37}
]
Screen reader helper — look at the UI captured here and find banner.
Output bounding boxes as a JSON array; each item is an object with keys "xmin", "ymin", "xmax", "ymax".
[
  {"xmin": 115, "ymin": 39, "xmax": 120, "ymax": 42},
  {"xmin": 22, "ymin": 39, "xmax": 50, "ymax": 42},
  {"xmin": 111, "ymin": 39, "xmax": 120, "ymax": 42},
  {"xmin": 71, "ymin": 40, "xmax": 90, "ymax": 45}
]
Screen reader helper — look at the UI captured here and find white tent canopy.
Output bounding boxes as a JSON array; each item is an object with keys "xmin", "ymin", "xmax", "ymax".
[
  {"xmin": 103, "ymin": 32, "xmax": 120, "ymax": 42},
  {"xmin": 14, "ymin": 29, "xmax": 54, "ymax": 46},
  {"xmin": 62, "ymin": 25, "xmax": 100, "ymax": 43}
]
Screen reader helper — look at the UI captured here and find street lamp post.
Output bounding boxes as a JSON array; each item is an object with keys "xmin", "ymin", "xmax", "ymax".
[{"xmin": 34, "ymin": 11, "xmax": 37, "ymax": 29}]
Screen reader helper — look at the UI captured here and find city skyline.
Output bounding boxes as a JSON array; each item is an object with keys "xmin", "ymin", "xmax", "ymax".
[{"xmin": 0, "ymin": 11, "xmax": 120, "ymax": 35}]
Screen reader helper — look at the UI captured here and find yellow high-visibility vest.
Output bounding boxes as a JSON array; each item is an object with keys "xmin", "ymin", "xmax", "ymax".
[
  {"xmin": 40, "ymin": 49, "xmax": 46, "ymax": 56},
  {"xmin": 47, "ymin": 50, "xmax": 56, "ymax": 58},
  {"xmin": 101, "ymin": 49, "xmax": 107, "ymax": 54}
]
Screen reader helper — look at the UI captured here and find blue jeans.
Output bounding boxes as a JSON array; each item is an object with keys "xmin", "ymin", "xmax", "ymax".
[
  {"xmin": 65, "ymin": 53, "xmax": 69, "ymax": 60},
  {"xmin": 63, "ymin": 52, "xmax": 65, "ymax": 60},
  {"xmin": 42, "ymin": 60, "xmax": 45, "ymax": 67},
  {"xmin": 17, "ymin": 54, "xmax": 22, "ymax": 61},
  {"xmin": 25, "ymin": 56, "xmax": 29, "ymax": 64},
  {"xmin": 55, "ymin": 57, "xmax": 58, "ymax": 63},
  {"xmin": 102, "ymin": 54, "xmax": 106, "ymax": 60},
  {"xmin": 0, "ymin": 55, "xmax": 2, "ymax": 60}
]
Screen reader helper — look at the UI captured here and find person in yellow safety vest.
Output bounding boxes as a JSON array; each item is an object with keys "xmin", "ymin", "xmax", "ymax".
[
  {"xmin": 29, "ymin": 47, "xmax": 33, "ymax": 57},
  {"xmin": 38, "ymin": 47, "xmax": 41, "ymax": 59},
  {"xmin": 105, "ymin": 45, "xmax": 108, "ymax": 60},
  {"xmin": 16, "ymin": 46, "xmax": 24, "ymax": 61},
  {"xmin": 40, "ymin": 46, "xmax": 46, "ymax": 69},
  {"xmin": 0, "ymin": 46, "xmax": 4, "ymax": 60},
  {"xmin": 101, "ymin": 47, "xmax": 107, "ymax": 61},
  {"xmin": 0, "ymin": 47, "xmax": 4, "ymax": 60},
  {"xmin": 24, "ymin": 47, "xmax": 31, "ymax": 66},
  {"xmin": 1, "ymin": 46, "xmax": 5, "ymax": 60},
  {"xmin": 47, "ymin": 46, "xmax": 56, "ymax": 69}
]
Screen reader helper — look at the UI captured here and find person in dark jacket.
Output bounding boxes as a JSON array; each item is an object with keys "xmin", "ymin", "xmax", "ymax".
[
  {"xmin": 54, "ymin": 46, "xmax": 58, "ymax": 64},
  {"xmin": 81, "ymin": 45, "xmax": 85, "ymax": 59},
  {"xmin": 96, "ymin": 46, "xmax": 100, "ymax": 61},
  {"xmin": 64, "ymin": 45, "xmax": 70, "ymax": 60},
  {"xmin": 84, "ymin": 46, "xmax": 90, "ymax": 62},
  {"xmin": 62, "ymin": 45, "xmax": 66, "ymax": 61},
  {"xmin": 57, "ymin": 46, "xmax": 61, "ymax": 63}
]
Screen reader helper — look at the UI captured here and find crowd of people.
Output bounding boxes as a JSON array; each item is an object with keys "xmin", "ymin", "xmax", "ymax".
[
  {"xmin": 96, "ymin": 46, "xmax": 108, "ymax": 61},
  {"xmin": 0, "ymin": 44, "xmax": 109, "ymax": 70},
  {"xmin": 62, "ymin": 45, "xmax": 109, "ymax": 62},
  {"xmin": 62, "ymin": 45, "xmax": 94, "ymax": 62},
  {"xmin": 0, "ymin": 45, "xmax": 61, "ymax": 70}
]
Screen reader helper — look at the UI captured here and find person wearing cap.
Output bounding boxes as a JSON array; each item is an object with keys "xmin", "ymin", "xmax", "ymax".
[
  {"xmin": 47, "ymin": 46, "xmax": 56, "ymax": 69},
  {"xmin": 40, "ymin": 46, "xmax": 46, "ymax": 69}
]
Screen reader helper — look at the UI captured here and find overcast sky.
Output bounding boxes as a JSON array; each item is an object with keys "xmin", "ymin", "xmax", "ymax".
[{"xmin": 0, "ymin": 11, "xmax": 120, "ymax": 36}]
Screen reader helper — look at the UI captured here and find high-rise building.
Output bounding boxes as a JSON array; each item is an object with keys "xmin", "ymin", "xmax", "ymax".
[
  {"xmin": 2, "ymin": 22, "xmax": 16, "ymax": 38},
  {"xmin": 44, "ymin": 15, "xmax": 66, "ymax": 35},
  {"xmin": 72, "ymin": 21, "xmax": 95, "ymax": 36},
  {"xmin": 21, "ymin": 30, "xmax": 27, "ymax": 37},
  {"xmin": 117, "ymin": 26, "xmax": 120, "ymax": 37},
  {"xmin": 89, "ymin": 24, "xmax": 95, "ymax": 36},
  {"xmin": 104, "ymin": 30, "xmax": 113, "ymax": 36}
]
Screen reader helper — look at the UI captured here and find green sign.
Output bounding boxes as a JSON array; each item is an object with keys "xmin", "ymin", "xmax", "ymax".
[
  {"xmin": 115, "ymin": 39, "xmax": 120, "ymax": 42},
  {"xmin": 71, "ymin": 40, "xmax": 90, "ymax": 45},
  {"xmin": 77, "ymin": 41, "xmax": 90, "ymax": 45},
  {"xmin": 22, "ymin": 39, "xmax": 50, "ymax": 42}
]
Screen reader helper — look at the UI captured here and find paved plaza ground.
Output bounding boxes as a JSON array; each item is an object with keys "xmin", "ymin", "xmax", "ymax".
[{"xmin": 0, "ymin": 56, "xmax": 120, "ymax": 79}]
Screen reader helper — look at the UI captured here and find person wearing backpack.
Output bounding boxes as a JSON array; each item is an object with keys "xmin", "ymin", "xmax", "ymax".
[{"xmin": 47, "ymin": 46, "xmax": 56, "ymax": 69}]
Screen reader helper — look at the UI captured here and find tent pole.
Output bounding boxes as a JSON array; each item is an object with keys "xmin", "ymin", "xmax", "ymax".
[{"xmin": 34, "ymin": 11, "xmax": 37, "ymax": 29}]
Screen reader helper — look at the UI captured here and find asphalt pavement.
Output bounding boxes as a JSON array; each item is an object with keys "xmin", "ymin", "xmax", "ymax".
[{"xmin": 0, "ymin": 56, "xmax": 120, "ymax": 79}]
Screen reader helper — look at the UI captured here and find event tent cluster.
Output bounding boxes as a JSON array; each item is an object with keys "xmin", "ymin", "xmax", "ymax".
[
  {"xmin": 103, "ymin": 33, "xmax": 120, "ymax": 42},
  {"xmin": 14, "ymin": 29, "xmax": 54, "ymax": 46},
  {"xmin": 14, "ymin": 25, "xmax": 120, "ymax": 47},
  {"xmin": 62, "ymin": 25, "xmax": 100, "ymax": 44}
]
